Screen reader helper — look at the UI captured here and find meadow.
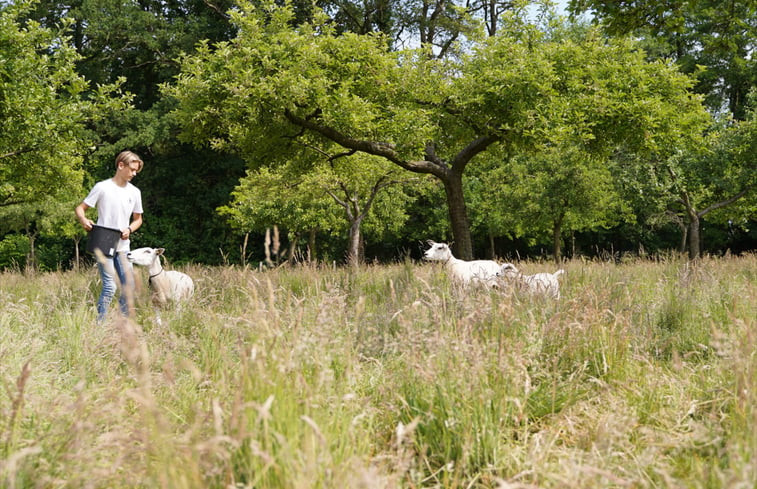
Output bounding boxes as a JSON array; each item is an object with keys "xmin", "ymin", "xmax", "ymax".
[{"xmin": 1, "ymin": 254, "xmax": 755, "ymax": 488}]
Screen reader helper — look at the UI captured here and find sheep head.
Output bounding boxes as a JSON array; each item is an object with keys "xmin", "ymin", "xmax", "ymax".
[
  {"xmin": 127, "ymin": 247, "xmax": 165, "ymax": 267},
  {"xmin": 497, "ymin": 263, "xmax": 520, "ymax": 278},
  {"xmin": 423, "ymin": 241, "xmax": 453, "ymax": 262}
]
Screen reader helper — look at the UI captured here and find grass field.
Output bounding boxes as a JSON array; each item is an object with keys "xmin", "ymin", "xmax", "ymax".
[{"xmin": 1, "ymin": 254, "xmax": 755, "ymax": 488}]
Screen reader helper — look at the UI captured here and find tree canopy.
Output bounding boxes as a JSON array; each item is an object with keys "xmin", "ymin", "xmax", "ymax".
[
  {"xmin": 0, "ymin": 0, "xmax": 753, "ymax": 269},
  {"xmin": 0, "ymin": 0, "xmax": 127, "ymax": 228},
  {"xmin": 166, "ymin": 0, "xmax": 709, "ymax": 260},
  {"xmin": 568, "ymin": 0, "xmax": 757, "ymax": 120}
]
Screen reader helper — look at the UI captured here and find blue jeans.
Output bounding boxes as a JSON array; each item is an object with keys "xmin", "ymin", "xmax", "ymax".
[{"xmin": 96, "ymin": 252, "xmax": 134, "ymax": 322}]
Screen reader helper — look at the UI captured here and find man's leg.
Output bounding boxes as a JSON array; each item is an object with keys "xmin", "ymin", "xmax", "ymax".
[
  {"xmin": 96, "ymin": 257, "xmax": 117, "ymax": 322},
  {"xmin": 114, "ymin": 252, "xmax": 135, "ymax": 317}
]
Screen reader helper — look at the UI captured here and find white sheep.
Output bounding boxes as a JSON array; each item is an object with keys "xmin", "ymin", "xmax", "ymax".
[
  {"xmin": 497, "ymin": 263, "xmax": 564, "ymax": 299},
  {"xmin": 423, "ymin": 241, "xmax": 502, "ymax": 287},
  {"xmin": 127, "ymin": 247, "xmax": 194, "ymax": 306}
]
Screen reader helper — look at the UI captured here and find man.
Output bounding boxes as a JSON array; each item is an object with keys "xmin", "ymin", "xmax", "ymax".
[{"xmin": 75, "ymin": 151, "xmax": 144, "ymax": 322}]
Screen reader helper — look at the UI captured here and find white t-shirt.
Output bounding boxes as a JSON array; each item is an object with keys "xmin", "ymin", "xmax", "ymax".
[{"xmin": 83, "ymin": 178, "xmax": 143, "ymax": 252}]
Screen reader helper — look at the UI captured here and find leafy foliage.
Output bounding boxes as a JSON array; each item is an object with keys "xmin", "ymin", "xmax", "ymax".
[
  {"xmin": 569, "ymin": 0, "xmax": 757, "ymax": 119},
  {"xmin": 0, "ymin": 0, "xmax": 130, "ymax": 266},
  {"xmin": 473, "ymin": 146, "xmax": 632, "ymax": 259},
  {"xmin": 0, "ymin": 0, "xmax": 753, "ymax": 269},
  {"xmin": 0, "ymin": 1, "xmax": 127, "ymax": 216},
  {"xmin": 166, "ymin": 1, "xmax": 710, "ymax": 261},
  {"xmin": 218, "ymin": 152, "xmax": 423, "ymax": 263}
]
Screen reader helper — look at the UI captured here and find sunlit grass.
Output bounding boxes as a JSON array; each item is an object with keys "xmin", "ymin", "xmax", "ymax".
[{"xmin": 1, "ymin": 254, "xmax": 755, "ymax": 487}]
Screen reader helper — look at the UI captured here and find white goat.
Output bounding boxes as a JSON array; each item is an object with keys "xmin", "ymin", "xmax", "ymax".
[
  {"xmin": 127, "ymin": 247, "xmax": 194, "ymax": 306},
  {"xmin": 423, "ymin": 241, "xmax": 502, "ymax": 286},
  {"xmin": 497, "ymin": 263, "xmax": 564, "ymax": 299}
]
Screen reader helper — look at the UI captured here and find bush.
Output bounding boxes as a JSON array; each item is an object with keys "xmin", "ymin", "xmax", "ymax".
[{"xmin": 0, "ymin": 234, "xmax": 30, "ymax": 270}]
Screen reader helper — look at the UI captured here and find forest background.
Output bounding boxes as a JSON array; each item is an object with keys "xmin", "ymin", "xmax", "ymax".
[{"xmin": 0, "ymin": 0, "xmax": 755, "ymax": 270}]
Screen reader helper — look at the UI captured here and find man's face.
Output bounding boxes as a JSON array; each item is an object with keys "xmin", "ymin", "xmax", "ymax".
[{"xmin": 118, "ymin": 160, "xmax": 141, "ymax": 181}]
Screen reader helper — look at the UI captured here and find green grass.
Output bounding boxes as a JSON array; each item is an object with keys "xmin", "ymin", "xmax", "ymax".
[{"xmin": 1, "ymin": 254, "xmax": 755, "ymax": 488}]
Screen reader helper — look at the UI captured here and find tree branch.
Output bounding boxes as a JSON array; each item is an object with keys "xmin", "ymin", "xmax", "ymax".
[
  {"xmin": 0, "ymin": 199, "xmax": 24, "ymax": 208},
  {"xmin": 424, "ymin": 142, "xmax": 445, "ymax": 167},
  {"xmin": 698, "ymin": 186, "xmax": 753, "ymax": 218},
  {"xmin": 324, "ymin": 187, "xmax": 349, "ymax": 211},
  {"xmin": 283, "ymin": 109, "xmax": 448, "ymax": 177},
  {"xmin": 358, "ymin": 175, "xmax": 388, "ymax": 220},
  {"xmin": 329, "ymin": 149, "xmax": 358, "ymax": 162},
  {"xmin": 450, "ymin": 134, "xmax": 500, "ymax": 173},
  {"xmin": 0, "ymin": 147, "xmax": 36, "ymax": 160},
  {"xmin": 202, "ymin": 0, "xmax": 230, "ymax": 19}
]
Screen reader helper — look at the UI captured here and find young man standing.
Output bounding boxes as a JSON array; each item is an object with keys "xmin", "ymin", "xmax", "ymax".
[{"xmin": 75, "ymin": 151, "xmax": 144, "ymax": 322}]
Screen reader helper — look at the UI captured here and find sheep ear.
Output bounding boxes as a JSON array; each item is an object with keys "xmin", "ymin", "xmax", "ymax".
[
  {"xmin": 156, "ymin": 248, "xmax": 165, "ymax": 256},
  {"xmin": 426, "ymin": 239, "xmax": 436, "ymax": 246}
]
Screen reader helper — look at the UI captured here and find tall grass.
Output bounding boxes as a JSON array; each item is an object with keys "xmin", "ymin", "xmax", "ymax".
[{"xmin": 1, "ymin": 254, "xmax": 755, "ymax": 488}]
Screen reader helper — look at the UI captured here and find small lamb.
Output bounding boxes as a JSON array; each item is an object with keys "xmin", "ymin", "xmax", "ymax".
[
  {"xmin": 127, "ymin": 247, "xmax": 194, "ymax": 306},
  {"xmin": 497, "ymin": 263, "xmax": 564, "ymax": 299},
  {"xmin": 423, "ymin": 241, "xmax": 502, "ymax": 287}
]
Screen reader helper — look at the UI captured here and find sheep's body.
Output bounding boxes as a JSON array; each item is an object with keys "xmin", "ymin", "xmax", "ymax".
[
  {"xmin": 423, "ymin": 241, "xmax": 501, "ymax": 286},
  {"xmin": 152, "ymin": 270, "xmax": 195, "ymax": 304},
  {"xmin": 127, "ymin": 247, "xmax": 194, "ymax": 305},
  {"xmin": 498, "ymin": 263, "xmax": 564, "ymax": 299}
]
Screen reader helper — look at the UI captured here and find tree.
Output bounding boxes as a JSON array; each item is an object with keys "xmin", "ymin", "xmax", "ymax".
[
  {"xmin": 166, "ymin": 1, "xmax": 708, "ymax": 260},
  {"xmin": 320, "ymin": 153, "xmax": 418, "ymax": 265},
  {"xmin": 322, "ymin": 0, "xmax": 400, "ymax": 36},
  {"xmin": 566, "ymin": 1, "xmax": 756, "ymax": 258},
  {"xmin": 473, "ymin": 146, "xmax": 631, "ymax": 262},
  {"xmin": 0, "ymin": 193, "xmax": 82, "ymax": 270},
  {"xmin": 218, "ymin": 166, "xmax": 344, "ymax": 264},
  {"xmin": 14, "ymin": 0, "xmax": 249, "ymax": 266},
  {"xmin": 568, "ymin": 0, "xmax": 757, "ymax": 120},
  {"xmin": 218, "ymin": 151, "xmax": 419, "ymax": 265},
  {"xmin": 664, "ymin": 116, "xmax": 756, "ymax": 259},
  {"xmin": 58, "ymin": 0, "xmax": 238, "ymax": 109},
  {"xmin": 606, "ymin": 106, "xmax": 756, "ymax": 259},
  {"xmin": 0, "ymin": 0, "xmax": 127, "ymax": 267}
]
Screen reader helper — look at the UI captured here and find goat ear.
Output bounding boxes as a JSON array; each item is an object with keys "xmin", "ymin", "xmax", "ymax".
[{"xmin": 156, "ymin": 248, "xmax": 165, "ymax": 255}]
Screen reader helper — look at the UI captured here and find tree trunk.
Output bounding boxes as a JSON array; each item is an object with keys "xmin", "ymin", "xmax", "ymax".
[
  {"xmin": 26, "ymin": 232, "xmax": 37, "ymax": 273},
  {"xmin": 552, "ymin": 218, "xmax": 563, "ymax": 263},
  {"xmin": 685, "ymin": 188, "xmax": 750, "ymax": 260},
  {"xmin": 74, "ymin": 236, "xmax": 81, "ymax": 271},
  {"xmin": 570, "ymin": 231, "xmax": 576, "ymax": 258},
  {"xmin": 241, "ymin": 232, "xmax": 249, "ymax": 268},
  {"xmin": 287, "ymin": 234, "xmax": 299, "ymax": 263},
  {"xmin": 688, "ymin": 213, "xmax": 701, "ymax": 260},
  {"xmin": 346, "ymin": 218, "xmax": 363, "ymax": 266},
  {"xmin": 308, "ymin": 228, "xmax": 317, "ymax": 263},
  {"xmin": 442, "ymin": 173, "xmax": 473, "ymax": 260},
  {"xmin": 679, "ymin": 189, "xmax": 701, "ymax": 260}
]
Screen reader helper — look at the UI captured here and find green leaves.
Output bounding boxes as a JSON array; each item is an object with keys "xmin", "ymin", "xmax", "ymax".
[
  {"xmin": 166, "ymin": 2, "xmax": 713, "ymax": 259},
  {"xmin": 570, "ymin": 0, "xmax": 757, "ymax": 120},
  {"xmin": 0, "ymin": 2, "xmax": 130, "ymax": 243}
]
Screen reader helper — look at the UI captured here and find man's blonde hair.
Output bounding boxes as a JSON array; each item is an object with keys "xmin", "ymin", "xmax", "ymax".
[{"xmin": 115, "ymin": 150, "xmax": 143, "ymax": 172}]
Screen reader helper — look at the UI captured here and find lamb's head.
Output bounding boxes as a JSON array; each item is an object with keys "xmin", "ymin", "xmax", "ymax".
[
  {"xmin": 423, "ymin": 241, "xmax": 454, "ymax": 262},
  {"xmin": 497, "ymin": 263, "xmax": 520, "ymax": 278},
  {"xmin": 127, "ymin": 247, "xmax": 165, "ymax": 267}
]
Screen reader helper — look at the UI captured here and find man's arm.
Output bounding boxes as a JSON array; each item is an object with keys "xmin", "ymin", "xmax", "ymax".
[
  {"xmin": 124, "ymin": 213, "xmax": 143, "ymax": 239},
  {"xmin": 75, "ymin": 202, "xmax": 93, "ymax": 231}
]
